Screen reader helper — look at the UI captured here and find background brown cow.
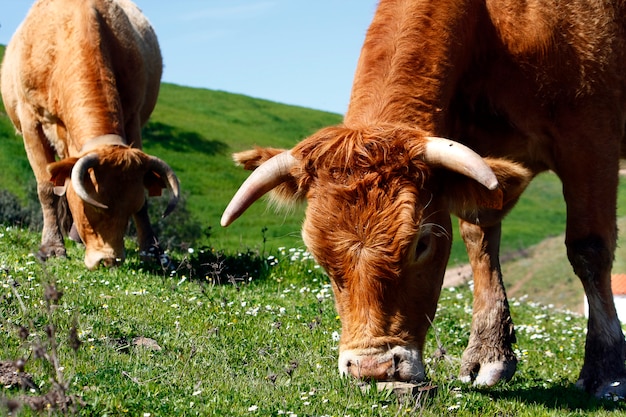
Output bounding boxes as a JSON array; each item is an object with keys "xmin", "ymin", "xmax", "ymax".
[
  {"xmin": 1, "ymin": 0, "xmax": 179, "ymax": 269},
  {"xmin": 222, "ymin": 0, "xmax": 626, "ymax": 399}
]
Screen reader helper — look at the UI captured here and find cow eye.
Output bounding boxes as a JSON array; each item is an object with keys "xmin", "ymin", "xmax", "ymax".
[{"xmin": 415, "ymin": 235, "xmax": 430, "ymax": 260}]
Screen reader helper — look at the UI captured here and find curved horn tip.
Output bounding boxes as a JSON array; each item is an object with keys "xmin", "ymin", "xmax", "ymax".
[
  {"xmin": 220, "ymin": 215, "xmax": 231, "ymax": 228},
  {"xmin": 486, "ymin": 177, "xmax": 499, "ymax": 190},
  {"xmin": 468, "ymin": 169, "xmax": 499, "ymax": 191},
  {"xmin": 162, "ymin": 200, "xmax": 178, "ymax": 218},
  {"xmin": 220, "ymin": 208, "xmax": 238, "ymax": 227}
]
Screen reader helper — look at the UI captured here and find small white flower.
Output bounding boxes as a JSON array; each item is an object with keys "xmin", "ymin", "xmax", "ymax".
[{"xmin": 248, "ymin": 405, "xmax": 258, "ymax": 412}]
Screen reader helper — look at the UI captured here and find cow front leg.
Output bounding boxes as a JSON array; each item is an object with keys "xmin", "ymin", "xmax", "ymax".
[
  {"xmin": 36, "ymin": 181, "xmax": 67, "ymax": 259},
  {"xmin": 458, "ymin": 220, "xmax": 517, "ymax": 386},
  {"xmin": 21, "ymin": 122, "xmax": 66, "ymax": 260}
]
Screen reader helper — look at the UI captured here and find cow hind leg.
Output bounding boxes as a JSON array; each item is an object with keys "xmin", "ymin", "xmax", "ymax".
[
  {"xmin": 558, "ymin": 141, "xmax": 626, "ymax": 398},
  {"xmin": 458, "ymin": 221, "xmax": 518, "ymax": 387}
]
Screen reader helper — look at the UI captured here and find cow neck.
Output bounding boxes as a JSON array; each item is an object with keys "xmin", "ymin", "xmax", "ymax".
[
  {"xmin": 79, "ymin": 134, "xmax": 127, "ymax": 154},
  {"xmin": 345, "ymin": 0, "xmax": 477, "ymax": 131}
]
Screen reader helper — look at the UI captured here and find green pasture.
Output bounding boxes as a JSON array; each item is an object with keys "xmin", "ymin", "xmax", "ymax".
[{"xmin": 1, "ymin": 227, "xmax": 625, "ymax": 416}]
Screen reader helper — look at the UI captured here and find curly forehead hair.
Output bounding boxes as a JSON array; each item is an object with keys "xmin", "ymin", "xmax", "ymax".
[{"xmin": 292, "ymin": 124, "xmax": 433, "ymax": 188}]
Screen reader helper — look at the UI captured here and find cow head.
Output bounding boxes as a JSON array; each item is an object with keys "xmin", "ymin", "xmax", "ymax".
[
  {"xmin": 48, "ymin": 145, "xmax": 179, "ymax": 269},
  {"xmin": 222, "ymin": 125, "xmax": 530, "ymax": 382}
]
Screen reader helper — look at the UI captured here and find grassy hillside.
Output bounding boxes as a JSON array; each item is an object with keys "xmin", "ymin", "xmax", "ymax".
[{"xmin": 140, "ymin": 83, "xmax": 341, "ymax": 250}]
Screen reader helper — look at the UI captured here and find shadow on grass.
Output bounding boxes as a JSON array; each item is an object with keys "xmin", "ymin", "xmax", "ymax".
[
  {"xmin": 486, "ymin": 383, "xmax": 626, "ymax": 412},
  {"xmin": 131, "ymin": 246, "xmax": 271, "ymax": 286},
  {"xmin": 142, "ymin": 121, "xmax": 228, "ymax": 156},
  {"xmin": 184, "ymin": 247, "xmax": 270, "ymax": 285}
]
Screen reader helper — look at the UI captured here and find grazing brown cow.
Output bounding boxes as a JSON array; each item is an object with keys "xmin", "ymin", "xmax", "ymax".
[
  {"xmin": 1, "ymin": 0, "xmax": 179, "ymax": 269},
  {"xmin": 222, "ymin": 0, "xmax": 626, "ymax": 399}
]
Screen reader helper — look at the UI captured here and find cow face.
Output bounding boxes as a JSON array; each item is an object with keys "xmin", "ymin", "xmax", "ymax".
[
  {"xmin": 300, "ymin": 158, "xmax": 452, "ymax": 380},
  {"xmin": 48, "ymin": 146, "xmax": 179, "ymax": 269},
  {"xmin": 222, "ymin": 126, "xmax": 524, "ymax": 382}
]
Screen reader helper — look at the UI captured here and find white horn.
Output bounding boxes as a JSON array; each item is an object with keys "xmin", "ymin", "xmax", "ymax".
[
  {"xmin": 148, "ymin": 156, "xmax": 180, "ymax": 218},
  {"xmin": 424, "ymin": 137, "xmax": 498, "ymax": 190},
  {"xmin": 221, "ymin": 151, "xmax": 297, "ymax": 227},
  {"xmin": 71, "ymin": 152, "xmax": 109, "ymax": 209}
]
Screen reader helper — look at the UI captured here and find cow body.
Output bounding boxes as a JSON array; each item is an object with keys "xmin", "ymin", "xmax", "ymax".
[
  {"xmin": 223, "ymin": 0, "xmax": 626, "ymax": 398},
  {"xmin": 1, "ymin": 0, "xmax": 179, "ymax": 269}
]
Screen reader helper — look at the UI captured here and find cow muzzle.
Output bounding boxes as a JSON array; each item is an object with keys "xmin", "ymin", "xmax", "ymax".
[
  {"xmin": 338, "ymin": 346, "xmax": 425, "ymax": 382},
  {"xmin": 84, "ymin": 248, "xmax": 125, "ymax": 270}
]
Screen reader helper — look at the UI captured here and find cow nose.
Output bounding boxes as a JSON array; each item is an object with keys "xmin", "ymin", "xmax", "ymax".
[
  {"xmin": 339, "ymin": 346, "xmax": 425, "ymax": 382},
  {"xmin": 85, "ymin": 247, "xmax": 125, "ymax": 269},
  {"xmin": 100, "ymin": 257, "xmax": 121, "ymax": 268},
  {"xmin": 85, "ymin": 252, "xmax": 124, "ymax": 269},
  {"xmin": 345, "ymin": 356, "xmax": 396, "ymax": 380}
]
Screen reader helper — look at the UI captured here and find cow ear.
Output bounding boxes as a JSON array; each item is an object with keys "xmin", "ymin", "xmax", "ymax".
[
  {"xmin": 144, "ymin": 170, "xmax": 166, "ymax": 197},
  {"xmin": 48, "ymin": 158, "xmax": 79, "ymax": 195},
  {"xmin": 234, "ymin": 147, "xmax": 288, "ymax": 170},
  {"xmin": 445, "ymin": 158, "xmax": 532, "ymax": 225}
]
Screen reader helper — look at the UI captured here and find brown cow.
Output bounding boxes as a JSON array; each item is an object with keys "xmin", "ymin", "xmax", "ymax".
[
  {"xmin": 222, "ymin": 0, "xmax": 626, "ymax": 399},
  {"xmin": 1, "ymin": 0, "xmax": 179, "ymax": 269}
]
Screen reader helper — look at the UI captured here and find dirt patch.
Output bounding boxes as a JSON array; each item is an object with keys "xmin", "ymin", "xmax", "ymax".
[
  {"xmin": 0, "ymin": 360, "xmax": 33, "ymax": 388},
  {"xmin": 0, "ymin": 360, "xmax": 81, "ymax": 414},
  {"xmin": 443, "ymin": 264, "xmax": 473, "ymax": 288}
]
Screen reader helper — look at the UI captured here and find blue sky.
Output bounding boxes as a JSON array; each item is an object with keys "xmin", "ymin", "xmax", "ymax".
[{"xmin": 1, "ymin": 1, "xmax": 379, "ymax": 114}]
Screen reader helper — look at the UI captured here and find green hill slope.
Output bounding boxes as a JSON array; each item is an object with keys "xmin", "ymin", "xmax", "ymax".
[{"xmin": 140, "ymin": 83, "xmax": 342, "ymax": 250}]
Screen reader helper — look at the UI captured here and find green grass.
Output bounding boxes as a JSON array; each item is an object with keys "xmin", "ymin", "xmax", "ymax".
[{"xmin": 1, "ymin": 227, "xmax": 625, "ymax": 415}]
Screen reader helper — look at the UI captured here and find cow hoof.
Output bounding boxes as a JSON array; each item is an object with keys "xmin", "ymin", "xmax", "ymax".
[
  {"xmin": 577, "ymin": 378, "xmax": 626, "ymax": 400},
  {"xmin": 459, "ymin": 359, "xmax": 517, "ymax": 387},
  {"xmin": 36, "ymin": 245, "xmax": 67, "ymax": 261}
]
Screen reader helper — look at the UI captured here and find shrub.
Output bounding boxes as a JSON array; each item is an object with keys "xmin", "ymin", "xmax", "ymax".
[
  {"xmin": 129, "ymin": 192, "xmax": 204, "ymax": 250},
  {"xmin": 0, "ymin": 188, "xmax": 41, "ymax": 230}
]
